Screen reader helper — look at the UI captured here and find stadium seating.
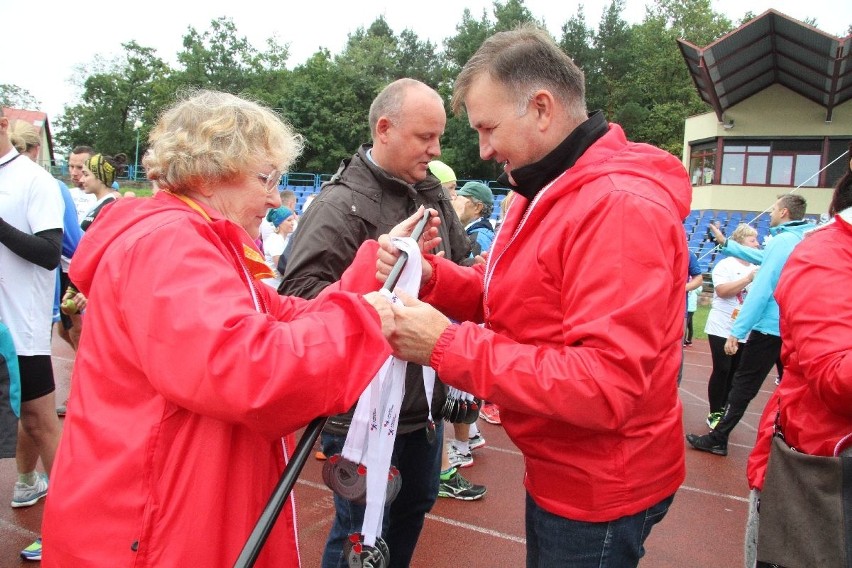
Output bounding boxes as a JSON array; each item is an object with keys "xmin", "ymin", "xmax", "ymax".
[{"xmin": 276, "ymin": 174, "xmax": 821, "ymax": 273}]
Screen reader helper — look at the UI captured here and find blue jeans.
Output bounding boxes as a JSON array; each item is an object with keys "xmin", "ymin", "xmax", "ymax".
[
  {"xmin": 525, "ymin": 492, "xmax": 675, "ymax": 567},
  {"xmin": 320, "ymin": 422, "xmax": 442, "ymax": 568}
]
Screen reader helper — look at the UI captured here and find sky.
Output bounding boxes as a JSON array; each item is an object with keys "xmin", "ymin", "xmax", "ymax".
[{"xmin": 3, "ymin": 0, "xmax": 849, "ymax": 124}]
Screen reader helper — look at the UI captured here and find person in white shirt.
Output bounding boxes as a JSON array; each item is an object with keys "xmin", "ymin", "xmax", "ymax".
[
  {"xmin": 0, "ymin": 108, "xmax": 64, "ymax": 522},
  {"xmin": 703, "ymin": 223, "xmax": 759, "ymax": 428},
  {"xmin": 67, "ymin": 146, "xmax": 97, "ymax": 222}
]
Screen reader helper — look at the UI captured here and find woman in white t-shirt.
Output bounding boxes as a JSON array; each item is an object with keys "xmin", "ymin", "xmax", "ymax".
[
  {"xmin": 261, "ymin": 206, "xmax": 295, "ymax": 287},
  {"xmin": 703, "ymin": 223, "xmax": 759, "ymax": 428}
]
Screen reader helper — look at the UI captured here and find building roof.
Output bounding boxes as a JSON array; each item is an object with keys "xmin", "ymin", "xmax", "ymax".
[
  {"xmin": 678, "ymin": 9, "xmax": 851, "ymax": 122},
  {"xmin": 2, "ymin": 108, "xmax": 48, "ymax": 129},
  {"xmin": 1, "ymin": 107, "xmax": 56, "ymax": 165}
]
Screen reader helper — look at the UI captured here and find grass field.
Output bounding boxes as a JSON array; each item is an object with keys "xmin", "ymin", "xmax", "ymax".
[{"xmin": 690, "ymin": 302, "xmax": 710, "ymax": 340}]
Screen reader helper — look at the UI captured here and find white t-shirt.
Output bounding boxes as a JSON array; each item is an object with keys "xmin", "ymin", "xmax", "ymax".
[
  {"xmin": 263, "ymin": 232, "xmax": 286, "ymax": 271},
  {"xmin": 259, "ymin": 217, "xmax": 275, "ymax": 242},
  {"xmin": 260, "ymin": 231, "xmax": 287, "ymax": 289},
  {"xmin": 0, "ymin": 149, "xmax": 65, "ymax": 355},
  {"xmin": 704, "ymin": 256, "xmax": 754, "ymax": 339},
  {"xmin": 69, "ymin": 185, "xmax": 96, "ymax": 223}
]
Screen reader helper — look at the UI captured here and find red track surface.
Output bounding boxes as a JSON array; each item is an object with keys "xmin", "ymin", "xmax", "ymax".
[{"xmin": 1, "ymin": 334, "xmax": 774, "ymax": 567}]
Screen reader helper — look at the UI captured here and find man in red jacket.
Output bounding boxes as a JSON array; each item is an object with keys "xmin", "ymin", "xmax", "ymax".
[{"xmin": 377, "ymin": 24, "xmax": 690, "ymax": 567}]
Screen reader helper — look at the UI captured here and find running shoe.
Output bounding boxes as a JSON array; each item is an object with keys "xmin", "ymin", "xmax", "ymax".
[
  {"xmin": 20, "ymin": 538, "xmax": 42, "ymax": 561},
  {"xmin": 448, "ymin": 445, "xmax": 474, "ymax": 468},
  {"xmin": 438, "ymin": 470, "xmax": 486, "ymax": 501},
  {"xmin": 706, "ymin": 411, "xmax": 724, "ymax": 429},
  {"xmin": 480, "ymin": 403, "xmax": 501, "ymax": 425},
  {"xmin": 11, "ymin": 473, "xmax": 48, "ymax": 508},
  {"xmin": 468, "ymin": 432, "xmax": 486, "ymax": 450}
]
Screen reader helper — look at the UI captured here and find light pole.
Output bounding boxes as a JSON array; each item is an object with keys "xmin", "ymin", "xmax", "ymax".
[{"xmin": 133, "ymin": 119, "xmax": 143, "ymax": 181}]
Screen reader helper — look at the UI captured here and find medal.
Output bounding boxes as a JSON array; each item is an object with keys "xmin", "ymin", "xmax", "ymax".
[{"xmin": 345, "ymin": 533, "xmax": 389, "ymax": 568}]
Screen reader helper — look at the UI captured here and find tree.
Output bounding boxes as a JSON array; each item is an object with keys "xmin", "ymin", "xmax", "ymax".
[
  {"xmin": 0, "ymin": 85, "xmax": 40, "ymax": 110},
  {"xmin": 278, "ymin": 50, "xmax": 363, "ymax": 173},
  {"xmin": 621, "ymin": 0, "xmax": 733, "ymax": 153},
  {"xmin": 54, "ymin": 41, "xmax": 169, "ymax": 159},
  {"xmin": 588, "ymin": 0, "xmax": 634, "ymax": 119},
  {"xmin": 559, "ymin": 6, "xmax": 594, "ymax": 75}
]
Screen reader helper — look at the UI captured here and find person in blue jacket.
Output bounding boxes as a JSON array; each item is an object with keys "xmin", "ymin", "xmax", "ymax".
[
  {"xmin": 452, "ymin": 181, "xmax": 495, "ymax": 257},
  {"xmin": 687, "ymin": 193, "xmax": 810, "ymax": 456}
]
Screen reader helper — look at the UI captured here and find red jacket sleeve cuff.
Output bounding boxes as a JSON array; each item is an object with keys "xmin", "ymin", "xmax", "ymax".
[
  {"xmin": 430, "ymin": 323, "xmax": 459, "ymax": 370},
  {"xmin": 420, "ymin": 254, "xmax": 439, "ymax": 298}
]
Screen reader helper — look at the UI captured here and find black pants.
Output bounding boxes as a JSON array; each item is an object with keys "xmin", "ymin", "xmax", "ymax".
[
  {"xmin": 711, "ymin": 331, "xmax": 781, "ymax": 442},
  {"xmin": 706, "ymin": 334, "xmax": 743, "ymax": 413},
  {"xmin": 684, "ymin": 312, "xmax": 695, "ymax": 342}
]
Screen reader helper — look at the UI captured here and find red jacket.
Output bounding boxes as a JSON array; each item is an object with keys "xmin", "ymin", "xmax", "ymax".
[
  {"xmin": 43, "ymin": 192, "xmax": 391, "ymax": 567},
  {"xmin": 747, "ymin": 214, "xmax": 852, "ymax": 490},
  {"xmin": 422, "ymin": 124, "xmax": 690, "ymax": 521}
]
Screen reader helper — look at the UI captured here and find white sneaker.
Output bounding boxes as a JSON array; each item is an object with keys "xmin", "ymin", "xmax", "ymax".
[
  {"xmin": 448, "ymin": 445, "xmax": 474, "ymax": 468},
  {"xmin": 11, "ymin": 473, "xmax": 48, "ymax": 508},
  {"xmin": 468, "ymin": 432, "xmax": 486, "ymax": 450}
]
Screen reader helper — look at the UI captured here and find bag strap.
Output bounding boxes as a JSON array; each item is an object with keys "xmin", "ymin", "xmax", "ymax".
[{"xmin": 843, "ymin": 455, "xmax": 852, "ymax": 568}]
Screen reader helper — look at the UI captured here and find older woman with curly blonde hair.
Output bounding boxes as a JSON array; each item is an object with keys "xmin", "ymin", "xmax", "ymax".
[{"xmin": 41, "ymin": 91, "xmax": 399, "ymax": 567}]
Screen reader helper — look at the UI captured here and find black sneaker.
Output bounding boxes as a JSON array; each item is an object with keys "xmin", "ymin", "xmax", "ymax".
[
  {"xmin": 686, "ymin": 433, "xmax": 728, "ymax": 456},
  {"xmin": 438, "ymin": 470, "xmax": 486, "ymax": 501}
]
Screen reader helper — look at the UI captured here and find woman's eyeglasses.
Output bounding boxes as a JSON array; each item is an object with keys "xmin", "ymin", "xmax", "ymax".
[{"xmin": 256, "ymin": 170, "xmax": 283, "ymax": 194}]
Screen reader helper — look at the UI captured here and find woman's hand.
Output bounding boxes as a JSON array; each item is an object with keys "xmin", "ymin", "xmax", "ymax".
[
  {"xmin": 61, "ymin": 289, "xmax": 88, "ymax": 314},
  {"xmin": 724, "ymin": 335, "xmax": 739, "ymax": 356},
  {"xmin": 362, "ymin": 291, "xmax": 395, "ymax": 339}
]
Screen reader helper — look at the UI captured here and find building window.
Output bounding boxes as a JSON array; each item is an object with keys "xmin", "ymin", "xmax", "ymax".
[
  {"xmin": 689, "ymin": 143, "xmax": 716, "ymax": 186},
  {"xmin": 720, "ymin": 140, "xmax": 822, "ymax": 187}
]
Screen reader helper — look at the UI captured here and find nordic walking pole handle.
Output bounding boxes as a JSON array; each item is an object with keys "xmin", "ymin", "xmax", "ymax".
[{"xmin": 383, "ymin": 209, "xmax": 431, "ymax": 292}]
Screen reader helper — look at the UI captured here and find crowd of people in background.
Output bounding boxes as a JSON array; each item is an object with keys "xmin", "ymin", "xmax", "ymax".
[{"xmin": 1, "ymin": 22, "xmax": 850, "ymax": 568}]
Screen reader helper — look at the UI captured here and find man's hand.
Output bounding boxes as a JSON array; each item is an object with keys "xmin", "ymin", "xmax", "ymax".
[
  {"xmin": 362, "ymin": 291, "xmax": 395, "ymax": 339},
  {"xmin": 387, "ymin": 290, "xmax": 451, "ymax": 366},
  {"xmin": 377, "ymin": 207, "xmax": 442, "ymax": 288},
  {"xmin": 388, "ymin": 206, "xmax": 442, "ymax": 249},
  {"xmin": 377, "ymin": 235, "xmax": 435, "ymax": 288},
  {"xmin": 724, "ymin": 335, "xmax": 739, "ymax": 356},
  {"xmin": 709, "ymin": 224, "xmax": 726, "ymax": 246}
]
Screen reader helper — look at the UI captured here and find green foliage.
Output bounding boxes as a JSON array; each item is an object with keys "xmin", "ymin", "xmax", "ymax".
[
  {"xmin": 0, "ymin": 84, "xmax": 40, "ymax": 109},
  {"xmin": 54, "ymin": 41, "xmax": 168, "ymax": 160},
  {"xmin": 36, "ymin": 2, "xmax": 749, "ymax": 175}
]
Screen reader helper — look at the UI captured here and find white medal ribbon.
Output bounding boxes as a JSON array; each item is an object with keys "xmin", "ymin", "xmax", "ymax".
[{"xmin": 353, "ymin": 237, "xmax": 424, "ymax": 547}]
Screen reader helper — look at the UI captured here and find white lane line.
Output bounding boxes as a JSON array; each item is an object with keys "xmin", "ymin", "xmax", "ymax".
[
  {"xmin": 678, "ymin": 484, "xmax": 749, "ymax": 503},
  {"xmin": 424, "ymin": 513, "xmax": 527, "ymax": 543}
]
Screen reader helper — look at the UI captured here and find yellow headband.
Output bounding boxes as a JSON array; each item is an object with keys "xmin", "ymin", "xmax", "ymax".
[{"xmin": 87, "ymin": 154, "xmax": 117, "ymax": 187}]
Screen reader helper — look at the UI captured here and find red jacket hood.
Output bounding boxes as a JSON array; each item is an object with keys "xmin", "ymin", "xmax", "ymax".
[
  {"xmin": 565, "ymin": 124, "xmax": 692, "ymax": 222},
  {"xmin": 71, "ymin": 192, "xmax": 254, "ymax": 295}
]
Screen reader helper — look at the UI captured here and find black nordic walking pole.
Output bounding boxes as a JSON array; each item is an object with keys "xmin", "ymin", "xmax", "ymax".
[{"xmin": 234, "ymin": 210, "xmax": 432, "ymax": 568}]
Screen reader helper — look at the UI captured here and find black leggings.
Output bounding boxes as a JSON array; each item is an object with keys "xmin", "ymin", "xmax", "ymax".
[
  {"xmin": 706, "ymin": 334, "xmax": 742, "ymax": 413},
  {"xmin": 684, "ymin": 312, "xmax": 695, "ymax": 342},
  {"xmin": 712, "ymin": 331, "xmax": 782, "ymax": 441}
]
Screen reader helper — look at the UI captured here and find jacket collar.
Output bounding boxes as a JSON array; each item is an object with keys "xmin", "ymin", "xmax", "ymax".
[
  {"xmin": 769, "ymin": 219, "xmax": 810, "ymax": 236},
  {"xmin": 332, "ymin": 144, "xmax": 444, "ymax": 202},
  {"xmin": 498, "ymin": 111, "xmax": 609, "ymax": 202}
]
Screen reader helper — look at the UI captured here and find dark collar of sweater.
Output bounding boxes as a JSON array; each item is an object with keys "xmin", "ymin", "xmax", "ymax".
[{"xmin": 498, "ymin": 110, "xmax": 609, "ymax": 202}]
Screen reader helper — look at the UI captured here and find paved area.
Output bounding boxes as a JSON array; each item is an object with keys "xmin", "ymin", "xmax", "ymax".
[{"xmin": 0, "ymin": 334, "xmax": 774, "ymax": 566}]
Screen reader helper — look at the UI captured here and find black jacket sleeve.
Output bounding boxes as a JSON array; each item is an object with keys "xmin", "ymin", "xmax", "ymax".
[
  {"xmin": 0, "ymin": 220, "xmax": 63, "ymax": 270},
  {"xmin": 279, "ymin": 195, "xmax": 367, "ymax": 299}
]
